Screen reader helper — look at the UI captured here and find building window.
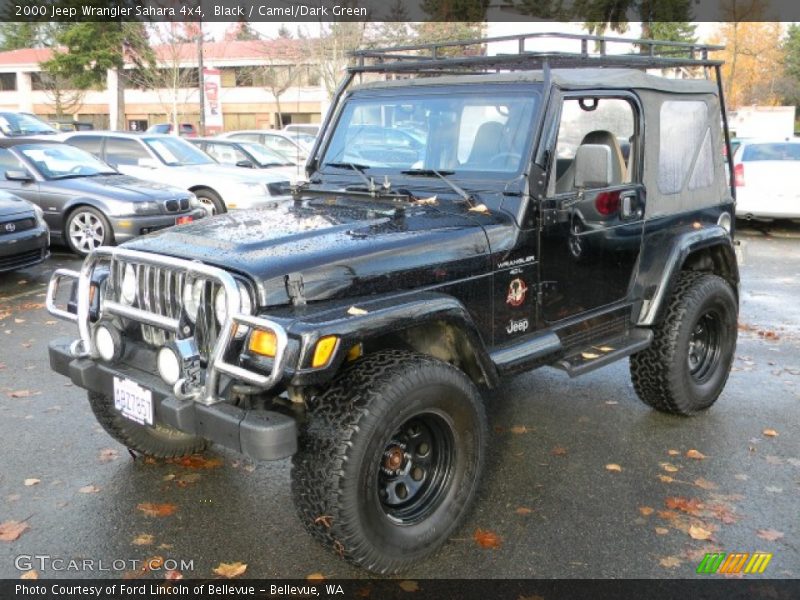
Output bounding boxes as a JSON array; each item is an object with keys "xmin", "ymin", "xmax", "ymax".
[{"xmin": 0, "ymin": 73, "xmax": 16, "ymax": 91}]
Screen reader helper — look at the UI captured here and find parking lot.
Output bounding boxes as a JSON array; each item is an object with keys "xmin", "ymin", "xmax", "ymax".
[{"xmin": 0, "ymin": 222, "xmax": 798, "ymax": 580}]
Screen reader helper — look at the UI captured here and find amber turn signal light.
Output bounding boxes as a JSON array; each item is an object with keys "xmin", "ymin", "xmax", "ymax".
[
  {"xmin": 249, "ymin": 329, "xmax": 278, "ymax": 357},
  {"xmin": 312, "ymin": 335, "xmax": 339, "ymax": 368}
]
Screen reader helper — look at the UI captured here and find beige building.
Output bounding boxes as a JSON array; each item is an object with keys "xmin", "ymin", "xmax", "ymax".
[{"xmin": 0, "ymin": 38, "xmax": 324, "ymax": 132}]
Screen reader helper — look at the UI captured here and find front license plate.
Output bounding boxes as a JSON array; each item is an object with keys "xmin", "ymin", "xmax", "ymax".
[
  {"xmin": 176, "ymin": 215, "xmax": 193, "ymax": 225},
  {"xmin": 113, "ymin": 376, "xmax": 153, "ymax": 426}
]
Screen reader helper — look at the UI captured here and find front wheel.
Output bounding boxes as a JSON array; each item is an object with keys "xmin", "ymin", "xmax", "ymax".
[
  {"xmin": 194, "ymin": 188, "xmax": 226, "ymax": 215},
  {"xmin": 88, "ymin": 392, "xmax": 208, "ymax": 458},
  {"xmin": 630, "ymin": 272, "xmax": 738, "ymax": 415},
  {"xmin": 65, "ymin": 207, "xmax": 113, "ymax": 256},
  {"xmin": 291, "ymin": 350, "xmax": 487, "ymax": 574}
]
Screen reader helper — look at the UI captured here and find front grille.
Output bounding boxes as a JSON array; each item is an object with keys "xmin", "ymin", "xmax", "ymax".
[
  {"xmin": 108, "ymin": 260, "xmax": 222, "ymax": 360},
  {"xmin": 267, "ymin": 181, "xmax": 290, "ymax": 196},
  {"xmin": 165, "ymin": 198, "xmax": 191, "ymax": 212},
  {"xmin": 0, "ymin": 248, "xmax": 44, "ymax": 270},
  {"xmin": 0, "ymin": 217, "xmax": 36, "ymax": 235}
]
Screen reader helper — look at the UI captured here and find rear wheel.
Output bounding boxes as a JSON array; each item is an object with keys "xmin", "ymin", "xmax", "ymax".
[
  {"xmin": 88, "ymin": 392, "xmax": 208, "ymax": 458},
  {"xmin": 65, "ymin": 207, "xmax": 112, "ymax": 256},
  {"xmin": 630, "ymin": 272, "xmax": 738, "ymax": 415},
  {"xmin": 291, "ymin": 350, "xmax": 487, "ymax": 574}
]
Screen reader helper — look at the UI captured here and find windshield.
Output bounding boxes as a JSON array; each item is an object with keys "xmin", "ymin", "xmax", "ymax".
[
  {"xmin": 0, "ymin": 112, "xmax": 58, "ymax": 136},
  {"xmin": 17, "ymin": 143, "xmax": 117, "ymax": 179},
  {"xmin": 144, "ymin": 136, "xmax": 215, "ymax": 166},
  {"xmin": 322, "ymin": 88, "xmax": 539, "ymax": 175},
  {"xmin": 241, "ymin": 142, "xmax": 296, "ymax": 166}
]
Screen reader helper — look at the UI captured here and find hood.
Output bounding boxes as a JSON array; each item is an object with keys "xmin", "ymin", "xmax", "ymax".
[
  {"xmin": 168, "ymin": 163, "xmax": 287, "ymax": 183},
  {"xmin": 124, "ymin": 197, "xmax": 495, "ymax": 306},
  {"xmin": 50, "ymin": 175, "xmax": 189, "ymax": 201},
  {"xmin": 0, "ymin": 192, "xmax": 35, "ymax": 217}
]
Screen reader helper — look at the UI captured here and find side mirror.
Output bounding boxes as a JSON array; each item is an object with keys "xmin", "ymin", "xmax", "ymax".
[
  {"xmin": 5, "ymin": 169, "xmax": 33, "ymax": 182},
  {"xmin": 136, "ymin": 157, "xmax": 159, "ymax": 169},
  {"xmin": 235, "ymin": 159, "xmax": 255, "ymax": 168},
  {"xmin": 573, "ymin": 144, "xmax": 612, "ymax": 189}
]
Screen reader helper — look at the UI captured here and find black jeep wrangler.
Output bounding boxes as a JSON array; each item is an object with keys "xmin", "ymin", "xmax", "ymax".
[{"xmin": 47, "ymin": 33, "xmax": 739, "ymax": 574}]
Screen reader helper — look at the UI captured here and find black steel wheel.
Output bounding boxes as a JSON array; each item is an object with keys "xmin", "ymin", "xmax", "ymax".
[
  {"xmin": 291, "ymin": 350, "xmax": 487, "ymax": 574},
  {"xmin": 631, "ymin": 272, "xmax": 738, "ymax": 415}
]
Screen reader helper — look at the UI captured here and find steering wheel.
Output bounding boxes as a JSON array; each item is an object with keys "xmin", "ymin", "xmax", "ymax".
[{"xmin": 488, "ymin": 152, "xmax": 523, "ymax": 169}]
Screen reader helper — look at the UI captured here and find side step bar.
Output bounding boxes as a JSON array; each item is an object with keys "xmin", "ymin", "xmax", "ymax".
[{"xmin": 555, "ymin": 328, "xmax": 653, "ymax": 377}]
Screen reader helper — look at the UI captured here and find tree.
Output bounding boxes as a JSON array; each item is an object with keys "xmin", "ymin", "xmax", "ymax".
[
  {"xmin": 780, "ymin": 23, "xmax": 800, "ymax": 107},
  {"xmin": 255, "ymin": 39, "xmax": 301, "ymax": 128},
  {"xmin": 224, "ymin": 20, "xmax": 261, "ymax": 42},
  {"xmin": 576, "ymin": 0, "xmax": 694, "ymax": 37},
  {"xmin": 0, "ymin": 22, "xmax": 65, "ymax": 51},
  {"xmin": 303, "ymin": 20, "xmax": 370, "ymax": 99},
  {"xmin": 36, "ymin": 71, "xmax": 86, "ymax": 119},
  {"xmin": 41, "ymin": 20, "xmax": 152, "ymax": 129},
  {"xmin": 277, "ymin": 25, "xmax": 293, "ymax": 39}
]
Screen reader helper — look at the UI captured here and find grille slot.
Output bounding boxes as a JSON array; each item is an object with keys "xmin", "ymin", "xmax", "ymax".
[{"xmin": 267, "ymin": 181, "xmax": 290, "ymax": 196}]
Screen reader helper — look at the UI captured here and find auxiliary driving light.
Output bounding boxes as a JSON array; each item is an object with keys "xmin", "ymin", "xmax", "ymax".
[
  {"xmin": 249, "ymin": 329, "xmax": 277, "ymax": 358},
  {"xmin": 157, "ymin": 346, "xmax": 182, "ymax": 386},
  {"xmin": 94, "ymin": 323, "xmax": 123, "ymax": 362}
]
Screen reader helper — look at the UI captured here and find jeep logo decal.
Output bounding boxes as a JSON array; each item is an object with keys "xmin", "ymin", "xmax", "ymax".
[{"xmin": 506, "ymin": 318, "xmax": 529, "ymax": 334}]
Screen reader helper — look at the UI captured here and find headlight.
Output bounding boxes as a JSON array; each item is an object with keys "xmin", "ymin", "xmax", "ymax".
[
  {"xmin": 188, "ymin": 194, "xmax": 202, "ymax": 209},
  {"xmin": 32, "ymin": 205, "xmax": 47, "ymax": 227},
  {"xmin": 236, "ymin": 181, "xmax": 269, "ymax": 196},
  {"xmin": 182, "ymin": 279, "xmax": 205, "ymax": 322},
  {"xmin": 214, "ymin": 282, "xmax": 252, "ymax": 338},
  {"xmin": 120, "ymin": 264, "xmax": 137, "ymax": 305},
  {"xmin": 132, "ymin": 201, "xmax": 161, "ymax": 215}
]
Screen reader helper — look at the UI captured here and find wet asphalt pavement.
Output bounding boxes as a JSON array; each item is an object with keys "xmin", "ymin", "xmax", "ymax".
[{"xmin": 0, "ymin": 223, "xmax": 798, "ymax": 581}]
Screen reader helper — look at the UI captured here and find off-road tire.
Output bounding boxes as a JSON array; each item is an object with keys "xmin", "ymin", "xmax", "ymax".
[
  {"xmin": 630, "ymin": 272, "xmax": 738, "ymax": 415},
  {"xmin": 291, "ymin": 350, "xmax": 487, "ymax": 574},
  {"xmin": 88, "ymin": 392, "xmax": 208, "ymax": 458}
]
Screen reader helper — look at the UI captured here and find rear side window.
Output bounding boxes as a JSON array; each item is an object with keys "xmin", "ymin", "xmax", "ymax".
[
  {"xmin": 68, "ymin": 135, "xmax": 103, "ymax": 157},
  {"xmin": 658, "ymin": 101, "xmax": 714, "ymax": 194},
  {"xmin": 742, "ymin": 143, "xmax": 800, "ymax": 161},
  {"xmin": 106, "ymin": 138, "xmax": 149, "ymax": 166},
  {"xmin": 0, "ymin": 148, "xmax": 24, "ymax": 171}
]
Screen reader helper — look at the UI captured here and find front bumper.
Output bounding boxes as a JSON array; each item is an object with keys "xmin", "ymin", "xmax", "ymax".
[
  {"xmin": 49, "ymin": 338, "xmax": 297, "ymax": 461},
  {"xmin": 0, "ymin": 225, "xmax": 49, "ymax": 272},
  {"xmin": 110, "ymin": 209, "xmax": 207, "ymax": 243}
]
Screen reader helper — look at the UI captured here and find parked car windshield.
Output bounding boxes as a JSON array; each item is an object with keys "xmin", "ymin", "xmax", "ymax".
[
  {"xmin": 322, "ymin": 88, "xmax": 539, "ymax": 175},
  {"xmin": 0, "ymin": 112, "xmax": 58, "ymax": 136},
  {"xmin": 144, "ymin": 136, "xmax": 215, "ymax": 166},
  {"xmin": 240, "ymin": 142, "xmax": 295, "ymax": 167},
  {"xmin": 17, "ymin": 143, "xmax": 117, "ymax": 179},
  {"xmin": 741, "ymin": 143, "xmax": 800, "ymax": 161}
]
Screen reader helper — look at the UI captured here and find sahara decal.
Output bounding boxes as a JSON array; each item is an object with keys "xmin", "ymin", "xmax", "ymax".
[{"xmin": 506, "ymin": 278, "xmax": 528, "ymax": 307}]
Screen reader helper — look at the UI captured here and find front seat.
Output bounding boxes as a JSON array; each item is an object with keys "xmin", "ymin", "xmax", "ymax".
[
  {"xmin": 556, "ymin": 130, "xmax": 627, "ymax": 193},
  {"xmin": 465, "ymin": 121, "xmax": 504, "ymax": 166}
]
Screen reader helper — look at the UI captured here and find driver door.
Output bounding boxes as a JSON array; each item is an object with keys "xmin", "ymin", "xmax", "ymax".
[{"xmin": 539, "ymin": 94, "xmax": 646, "ymax": 323}]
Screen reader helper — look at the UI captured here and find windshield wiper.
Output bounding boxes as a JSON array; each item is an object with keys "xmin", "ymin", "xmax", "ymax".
[
  {"xmin": 324, "ymin": 161, "xmax": 392, "ymax": 197},
  {"xmin": 401, "ymin": 168, "xmax": 476, "ymax": 207}
]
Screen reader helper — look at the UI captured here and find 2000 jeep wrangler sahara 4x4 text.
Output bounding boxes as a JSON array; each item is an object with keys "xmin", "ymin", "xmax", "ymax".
[{"xmin": 46, "ymin": 33, "xmax": 739, "ymax": 574}]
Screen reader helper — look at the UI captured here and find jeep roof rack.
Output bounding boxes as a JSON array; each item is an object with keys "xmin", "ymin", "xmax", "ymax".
[{"xmin": 350, "ymin": 32, "xmax": 724, "ymax": 75}]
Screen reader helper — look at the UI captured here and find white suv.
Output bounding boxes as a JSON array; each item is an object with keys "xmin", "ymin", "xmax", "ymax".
[{"xmin": 61, "ymin": 132, "xmax": 292, "ymax": 214}]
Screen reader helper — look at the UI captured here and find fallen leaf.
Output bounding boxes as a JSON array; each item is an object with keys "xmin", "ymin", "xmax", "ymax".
[
  {"xmin": 162, "ymin": 474, "xmax": 176, "ymax": 482},
  {"xmin": 136, "ymin": 503, "xmax": 177, "ymax": 517},
  {"xmin": 143, "ymin": 556, "xmax": 164, "ymax": 572},
  {"xmin": 99, "ymin": 448, "xmax": 119, "ymax": 463},
  {"xmin": 176, "ymin": 473, "xmax": 202, "ymax": 487},
  {"xmin": 347, "ymin": 306, "xmax": 368, "ymax": 316},
  {"xmin": 515, "ymin": 507, "xmax": 533, "ymax": 515},
  {"xmin": 686, "ymin": 449, "xmax": 706, "ymax": 460},
  {"xmin": 667, "ymin": 449, "xmax": 680, "ymax": 456},
  {"xmin": 24, "ymin": 478, "xmax": 40, "ymax": 487},
  {"xmin": 468, "ymin": 203, "xmax": 490, "ymax": 214},
  {"xmin": 8, "ymin": 390, "xmax": 40, "ymax": 398},
  {"xmin": 688, "ymin": 525, "xmax": 713, "ymax": 540},
  {"xmin": 510, "ymin": 425, "xmax": 530, "ymax": 435},
  {"xmin": 762, "ymin": 428, "xmax": 779, "ymax": 438},
  {"xmin": 666, "ymin": 497, "xmax": 704, "ymax": 516},
  {"xmin": 169, "ymin": 455, "xmax": 222, "ymax": 469},
  {"xmin": 765, "ymin": 455, "xmax": 783, "ymax": 465},
  {"xmin": 398, "ymin": 580, "xmax": 419, "ymax": 592},
  {"xmin": 20, "ymin": 570, "xmax": 38, "ymax": 579},
  {"xmin": 694, "ymin": 478, "xmax": 717, "ymax": 490},
  {"xmin": 306, "ymin": 573, "xmax": 325, "ymax": 582},
  {"xmin": 415, "ymin": 196, "xmax": 438, "ymax": 205},
  {"xmin": 660, "ymin": 463, "xmax": 679, "ymax": 473},
  {"xmin": 604, "ymin": 400, "xmax": 619, "ymax": 405},
  {"xmin": 212, "ymin": 561, "xmax": 247, "ymax": 578},
  {"xmin": 756, "ymin": 528, "xmax": 784, "ymax": 541},
  {"xmin": 164, "ymin": 570, "xmax": 183, "ymax": 580},
  {"xmin": 550, "ymin": 446, "xmax": 568, "ymax": 456},
  {"xmin": 0, "ymin": 520, "xmax": 29, "ymax": 542},
  {"xmin": 655, "ymin": 527, "xmax": 669, "ymax": 535},
  {"xmin": 314, "ymin": 515, "xmax": 333, "ymax": 528},
  {"xmin": 581, "ymin": 352, "xmax": 600, "ymax": 359},
  {"xmin": 473, "ymin": 528, "xmax": 502, "ymax": 549},
  {"xmin": 659, "ymin": 556, "xmax": 682, "ymax": 568},
  {"xmin": 79, "ymin": 485, "xmax": 100, "ymax": 494},
  {"xmin": 765, "ymin": 486, "xmax": 783, "ymax": 494},
  {"xmin": 605, "ymin": 463, "xmax": 622, "ymax": 472},
  {"xmin": 638, "ymin": 506, "xmax": 655, "ymax": 517},
  {"xmin": 734, "ymin": 473, "xmax": 749, "ymax": 481},
  {"xmin": 657, "ymin": 475, "xmax": 675, "ymax": 483},
  {"xmin": 132, "ymin": 534, "xmax": 154, "ymax": 546}
]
